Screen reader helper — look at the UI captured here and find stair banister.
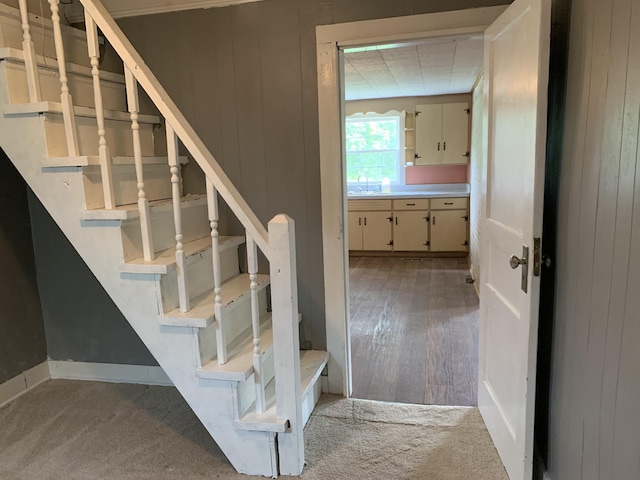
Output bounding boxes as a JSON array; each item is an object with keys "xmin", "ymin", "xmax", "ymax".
[
  {"xmin": 84, "ymin": 11, "xmax": 115, "ymax": 210},
  {"xmin": 206, "ymin": 179, "xmax": 227, "ymax": 364},
  {"xmin": 48, "ymin": 0, "xmax": 79, "ymax": 157},
  {"xmin": 247, "ymin": 233, "xmax": 266, "ymax": 413},
  {"xmin": 78, "ymin": 0, "xmax": 269, "ymax": 257},
  {"xmin": 124, "ymin": 66, "xmax": 155, "ymax": 261},
  {"xmin": 166, "ymin": 122, "xmax": 190, "ymax": 313},
  {"xmin": 17, "ymin": 0, "xmax": 41, "ymax": 102}
]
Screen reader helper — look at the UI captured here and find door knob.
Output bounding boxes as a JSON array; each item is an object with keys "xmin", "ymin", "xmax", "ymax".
[{"xmin": 510, "ymin": 254, "xmax": 527, "ymax": 269}]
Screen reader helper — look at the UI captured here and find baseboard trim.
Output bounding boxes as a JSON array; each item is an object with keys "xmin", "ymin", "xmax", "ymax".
[
  {"xmin": 48, "ymin": 361, "xmax": 173, "ymax": 386},
  {"xmin": 0, "ymin": 361, "xmax": 51, "ymax": 408}
]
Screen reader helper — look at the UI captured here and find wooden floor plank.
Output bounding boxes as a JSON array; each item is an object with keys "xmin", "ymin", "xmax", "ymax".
[{"xmin": 349, "ymin": 256, "xmax": 478, "ymax": 406}]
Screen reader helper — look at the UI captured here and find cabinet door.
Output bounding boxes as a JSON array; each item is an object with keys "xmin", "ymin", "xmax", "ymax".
[
  {"xmin": 347, "ymin": 212, "xmax": 363, "ymax": 250},
  {"xmin": 441, "ymin": 102, "xmax": 470, "ymax": 165},
  {"xmin": 362, "ymin": 211, "xmax": 392, "ymax": 251},
  {"xmin": 394, "ymin": 211, "xmax": 430, "ymax": 251},
  {"xmin": 414, "ymin": 104, "xmax": 442, "ymax": 165},
  {"xmin": 430, "ymin": 209, "xmax": 468, "ymax": 251}
]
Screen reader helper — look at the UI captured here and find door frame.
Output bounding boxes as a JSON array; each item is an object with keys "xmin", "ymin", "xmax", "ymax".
[{"xmin": 316, "ymin": 6, "xmax": 508, "ymax": 395}]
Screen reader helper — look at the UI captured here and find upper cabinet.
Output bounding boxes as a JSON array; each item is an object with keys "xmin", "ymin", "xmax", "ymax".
[{"xmin": 414, "ymin": 102, "xmax": 470, "ymax": 165}]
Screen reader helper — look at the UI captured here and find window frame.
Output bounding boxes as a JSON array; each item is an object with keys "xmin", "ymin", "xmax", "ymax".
[{"xmin": 344, "ymin": 112, "xmax": 406, "ymax": 187}]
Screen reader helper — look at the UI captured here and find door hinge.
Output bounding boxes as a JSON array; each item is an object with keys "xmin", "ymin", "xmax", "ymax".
[
  {"xmin": 415, "ymin": 110, "xmax": 421, "ymax": 117},
  {"xmin": 423, "ymin": 241, "xmax": 430, "ymax": 246},
  {"xmin": 386, "ymin": 240, "xmax": 393, "ymax": 246},
  {"xmin": 387, "ymin": 216, "xmax": 393, "ymax": 222},
  {"xmin": 423, "ymin": 216, "xmax": 430, "ymax": 222},
  {"xmin": 533, "ymin": 237, "xmax": 541, "ymax": 277},
  {"xmin": 463, "ymin": 215, "xmax": 469, "ymax": 221},
  {"xmin": 464, "ymin": 108, "xmax": 470, "ymax": 114},
  {"xmin": 462, "ymin": 240, "xmax": 469, "ymax": 246}
]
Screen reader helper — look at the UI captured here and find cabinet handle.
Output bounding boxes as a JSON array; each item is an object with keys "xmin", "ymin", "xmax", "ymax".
[
  {"xmin": 444, "ymin": 202, "xmax": 454, "ymax": 205},
  {"xmin": 364, "ymin": 217, "xmax": 367, "ymax": 226},
  {"xmin": 443, "ymin": 141, "xmax": 446, "ymax": 151},
  {"xmin": 358, "ymin": 217, "xmax": 361, "ymax": 226},
  {"xmin": 432, "ymin": 216, "xmax": 436, "ymax": 225},
  {"xmin": 437, "ymin": 142, "xmax": 440, "ymax": 151},
  {"xmin": 395, "ymin": 217, "xmax": 398, "ymax": 225},
  {"xmin": 406, "ymin": 203, "xmax": 416, "ymax": 206}
]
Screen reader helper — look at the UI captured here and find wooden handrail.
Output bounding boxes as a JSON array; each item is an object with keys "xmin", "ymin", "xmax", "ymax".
[{"xmin": 78, "ymin": 0, "xmax": 270, "ymax": 256}]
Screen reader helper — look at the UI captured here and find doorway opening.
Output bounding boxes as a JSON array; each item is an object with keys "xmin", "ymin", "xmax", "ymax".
[{"xmin": 341, "ymin": 36, "xmax": 482, "ymax": 406}]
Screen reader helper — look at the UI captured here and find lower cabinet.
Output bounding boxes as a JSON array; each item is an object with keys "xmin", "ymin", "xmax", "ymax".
[
  {"xmin": 430, "ymin": 209, "xmax": 468, "ymax": 251},
  {"xmin": 394, "ymin": 211, "xmax": 430, "ymax": 251},
  {"xmin": 348, "ymin": 211, "xmax": 392, "ymax": 251},
  {"xmin": 347, "ymin": 197, "xmax": 468, "ymax": 252}
]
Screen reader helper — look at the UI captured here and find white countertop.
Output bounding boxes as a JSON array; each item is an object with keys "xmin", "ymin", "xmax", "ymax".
[{"xmin": 347, "ymin": 183, "xmax": 470, "ymax": 200}]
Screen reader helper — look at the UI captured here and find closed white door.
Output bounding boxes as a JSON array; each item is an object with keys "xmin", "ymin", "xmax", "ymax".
[{"xmin": 478, "ymin": 0, "xmax": 550, "ymax": 479}]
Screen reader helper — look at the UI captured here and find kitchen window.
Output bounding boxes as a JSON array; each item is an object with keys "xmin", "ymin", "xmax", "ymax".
[{"xmin": 345, "ymin": 113, "xmax": 404, "ymax": 185}]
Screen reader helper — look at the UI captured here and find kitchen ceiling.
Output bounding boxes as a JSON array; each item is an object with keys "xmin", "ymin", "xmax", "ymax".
[{"xmin": 343, "ymin": 35, "xmax": 484, "ymax": 101}]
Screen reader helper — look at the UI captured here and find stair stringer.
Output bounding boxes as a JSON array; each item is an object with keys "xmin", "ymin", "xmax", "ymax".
[{"xmin": 0, "ymin": 97, "xmax": 279, "ymax": 477}]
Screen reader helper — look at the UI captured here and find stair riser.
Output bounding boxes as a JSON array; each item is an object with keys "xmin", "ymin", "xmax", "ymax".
[
  {"xmin": 3, "ymin": 60, "xmax": 126, "ymax": 111},
  {"xmin": 43, "ymin": 112, "xmax": 157, "ymax": 157},
  {"xmin": 159, "ymin": 245, "xmax": 241, "ymax": 314},
  {"xmin": 120, "ymin": 202, "xmax": 210, "ymax": 261},
  {"xmin": 82, "ymin": 164, "xmax": 172, "ymax": 210},
  {"xmin": 0, "ymin": 5, "xmax": 91, "ymax": 68},
  {"xmin": 197, "ymin": 289, "xmax": 268, "ymax": 367}
]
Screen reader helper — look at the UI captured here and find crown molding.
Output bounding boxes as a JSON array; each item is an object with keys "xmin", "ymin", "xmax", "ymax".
[{"xmin": 63, "ymin": 0, "xmax": 262, "ymax": 24}]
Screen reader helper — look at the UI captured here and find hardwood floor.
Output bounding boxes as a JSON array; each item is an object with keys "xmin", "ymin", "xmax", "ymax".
[{"xmin": 349, "ymin": 256, "xmax": 479, "ymax": 406}]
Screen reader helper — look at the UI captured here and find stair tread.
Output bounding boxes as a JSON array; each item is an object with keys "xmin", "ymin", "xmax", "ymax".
[
  {"xmin": 197, "ymin": 313, "xmax": 275, "ymax": 381},
  {"xmin": 159, "ymin": 273, "xmax": 270, "ymax": 328},
  {"xmin": 236, "ymin": 350, "xmax": 329, "ymax": 432},
  {"xmin": 121, "ymin": 235, "xmax": 245, "ymax": 274},
  {"xmin": 42, "ymin": 155, "xmax": 188, "ymax": 168},
  {"xmin": 3, "ymin": 101, "xmax": 160, "ymax": 123},
  {"xmin": 0, "ymin": 46, "xmax": 125, "ymax": 84},
  {"xmin": 81, "ymin": 194, "xmax": 206, "ymax": 221}
]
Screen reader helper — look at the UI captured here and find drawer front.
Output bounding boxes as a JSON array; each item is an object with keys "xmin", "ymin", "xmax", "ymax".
[
  {"xmin": 348, "ymin": 199, "xmax": 392, "ymax": 211},
  {"xmin": 430, "ymin": 197, "xmax": 468, "ymax": 210},
  {"xmin": 392, "ymin": 199, "xmax": 430, "ymax": 210}
]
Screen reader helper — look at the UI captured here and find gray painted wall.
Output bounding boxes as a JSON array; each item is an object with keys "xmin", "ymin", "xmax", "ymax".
[
  {"xmin": 0, "ymin": 150, "xmax": 47, "ymax": 384},
  {"xmin": 548, "ymin": 0, "xmax": 640, "ymax": 478},
  {"xmin": 28, "ymin": 195, "xmax": 157, "ymax": 366},
  {"xmin": 117, "ymin": 0, "xmax": 509, "ymax": 350}
]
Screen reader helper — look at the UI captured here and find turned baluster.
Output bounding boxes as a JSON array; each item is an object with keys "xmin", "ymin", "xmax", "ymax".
[
  {"xmin": 85, "ymin": 11, "xmax": 114, "ymax": 209},
  {"xmin": 125, "ymin": 66, "xmax": 154, "ymax": 260},
  {"xmin": 247, "ymin": 233, "xmax": 265, "ymax": 413},
  {"xmin": 18, "ymin": 0, "xmax": 41, "ymax": 102},
  {"xmin": 48, "ymin": 0, "xmax": 79, "ymax": 156},
  {"xmin": 206, "ymin": 179, "xmax": 227, "ymax": 364},
  {"xmin": 166, "ymin": 122, "xmax": 190, "ymax": 312}
]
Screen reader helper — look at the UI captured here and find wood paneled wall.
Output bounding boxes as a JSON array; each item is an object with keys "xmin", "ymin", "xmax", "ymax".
[
  {"xmin": 548, "ymin": 0, "xmax": 640, "ymax": 478},
  {"xmin": 118, "ymin": 0, "xmax": 510, "ymax": 349}
]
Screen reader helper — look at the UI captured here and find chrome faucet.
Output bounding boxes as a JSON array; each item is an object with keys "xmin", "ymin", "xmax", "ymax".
[{"xmin": 358, "ymin": 174, "xmax": 369, "ymax": 192}]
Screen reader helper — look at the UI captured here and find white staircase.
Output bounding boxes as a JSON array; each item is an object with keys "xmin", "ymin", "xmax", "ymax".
[{"xmin": 0, "ymin": 1, "xmax": 328, "ymax": 477}]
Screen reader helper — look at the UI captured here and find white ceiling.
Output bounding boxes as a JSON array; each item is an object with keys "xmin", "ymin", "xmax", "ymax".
[{"xmin": 343, "ymin": 35, "xmax": 484, "ymax": 101}]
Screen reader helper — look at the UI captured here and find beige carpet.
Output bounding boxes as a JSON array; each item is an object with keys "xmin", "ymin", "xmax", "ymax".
[{"xmin": 0, "ymin": 380, "xmax": 507, "ymax": 480}]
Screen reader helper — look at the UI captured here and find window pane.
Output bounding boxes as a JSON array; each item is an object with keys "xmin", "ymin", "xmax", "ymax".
[{"xmin": 345, "ymin": 116, "xmax": 400, "ymax": 183}]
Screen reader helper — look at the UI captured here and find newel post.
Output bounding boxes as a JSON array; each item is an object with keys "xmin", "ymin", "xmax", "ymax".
[{"xmin": 268, "ymin": 214, "xmax": 303, "ymax": 475}]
